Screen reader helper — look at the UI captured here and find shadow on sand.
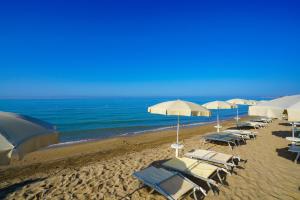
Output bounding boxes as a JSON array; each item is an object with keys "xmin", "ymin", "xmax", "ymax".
[
  {"xmin": 272, "ymin": 130, "xmax": 292, "ymax": 138},
  {"xmin": 278, "ymin": 122, "xmax": 292, "ymax": 127},
  {"xmin": 275, "ymin": 147, "xmax": 297, "ymax": 163},
  {"xmin": 0, "ymin": 178, "xmax": 46, "ymax": 199}
]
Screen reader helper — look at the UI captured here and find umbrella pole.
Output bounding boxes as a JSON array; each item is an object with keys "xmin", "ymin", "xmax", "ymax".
[
  {"xmin": 176, "ymin": 115, "xmax": 180, "ymax": 157},
  {"xmin": 217, "ymin": 108, "xmax": 220, "ymax": 132},
  {"xmin": 236, "ymin": 106, "xmax": 239, "ymax": 127},
  {"xmin": 292, "ymin": 122, "xmax": 295, "ymax": 138}
]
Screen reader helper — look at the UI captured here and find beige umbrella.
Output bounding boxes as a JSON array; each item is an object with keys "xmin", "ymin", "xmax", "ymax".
[
  {"xmin": 227, "ymin": 98, "xmax": 252, "ymax": 126},
  {"xmin": 247, "ymin": 100, "xmax": 258, "ymax": 106},
  {"xmin": 287, "ymin": 102, "xmax": 300, "ymax": 138},
  {"xmin": 203, "ymin": 101, "xmax": 236, "ymax": 132},
  {"xmin": 249, "ymin": 95, "xmax": 300, "ymax": 119},
  {"xmin": 0, "ymin": 111, "xmax": 59, "ymax": 165},
  {"xmin": 148, "ymin": 100, "xmax": 211, "ymax": 157}
]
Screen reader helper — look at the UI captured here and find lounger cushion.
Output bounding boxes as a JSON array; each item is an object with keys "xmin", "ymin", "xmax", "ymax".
[{"xmin": 163, "ymin": 157, "xmax": 218, "ymax": 179}]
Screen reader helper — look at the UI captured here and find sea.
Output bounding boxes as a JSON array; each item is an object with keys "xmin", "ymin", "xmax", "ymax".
[{"xmin": 0, "ymin": 97, "xmax": 264, "ymax": 144}]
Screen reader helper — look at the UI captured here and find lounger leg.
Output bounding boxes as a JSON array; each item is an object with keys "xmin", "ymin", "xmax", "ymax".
[
  {"xmin": 228, "ymin": 142, "xmax": 233, "ymax": 150},
  {"xmin": 193, "ymin": 188, "xmax": 198, "ymax": 200},
  {"xmin": 216, "ymin": 169, "xmax": 224, "ymax": 184},
  {"xmin": 196, "ymin": 186, "xmax": 207, "ymax": 197},
  {"xmin": 295, "ymin": 153, "xmax": 300, "ymax": 164},
  {"xmin": 207, "ymin": 182, "xmax": 213, "ymax": 194}
]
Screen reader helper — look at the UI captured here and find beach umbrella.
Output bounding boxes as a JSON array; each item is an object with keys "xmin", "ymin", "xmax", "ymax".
[
  {"xmin": 247, "ymin": 100, "xmax": 258, "ymax": 106},
  {"xmin": 227, "ymin": 98, "xmax": 252, "ymax": 126},
  {"xmin": 148, "ymin": 100, "xmax": 211, "ymax": 157},
  {"xmin": 0, "ymin": 111, "xmax": 59, "ymax": 165},
  {"xmin": 249, "ymin": 95, "xmax": 300, "ymax": 119},
  {"xmin": 203, "ymin": 101, "xmax": 236, "ymax": 132},
  {"xmin": 287, "ymin": 102, "xmax": 300, "ymax": 138}
]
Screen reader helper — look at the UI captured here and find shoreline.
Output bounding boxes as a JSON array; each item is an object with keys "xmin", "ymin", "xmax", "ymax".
[{"xmin": 0, "ymin": 117, "xmax": 244, "ymax": 182}]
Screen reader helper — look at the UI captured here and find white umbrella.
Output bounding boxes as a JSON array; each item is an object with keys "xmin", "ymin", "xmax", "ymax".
[
  {"xmin": 249, "ymin": 95, "xmax": 300, "ymax": 119},
  {"xmin": 203, "ymin": 101, "xmax": 236, "ymax": 132},
  {"xmin": 249, "ymin": 95, "xmax": 300, "ymax": 138},
  {"xmin": 287, "ymin": 102, "xmax": 300, "ymax": 138},
  {"xmin": 227, "ymin": 98, "xmax": 252, "ymax": 126},
  {"xmin": 148, "ymin": 100, "xmax": 211, "ymax": 157},
  {"xmin": 0, "ymin": 112, "xmax": 59, "ymax": 165},
  {"xmin": 247, "ymin": 100, "xmax": 258, "ymax": 106}
]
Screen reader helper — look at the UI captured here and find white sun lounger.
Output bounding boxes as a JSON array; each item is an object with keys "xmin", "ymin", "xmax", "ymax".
[
  {"xmin": 185, "ymin": 149, "xmax": 241, "ymax": 170},
  {"xmin": 249, "ymin": 120, "xmax": 268, "ymax": 127},
  {"xmin": 133, "ymin": 166, "xmax": 207, "ymax": 200},
  {"xmin": 224, "ymin": 129, "xmax": 257, "ymax": 139},
  {"xmin": 162, "ymin": 157, "xmax": 229, "ymax": 192},
  {"xmin": 288, "ymin": 145, "xmax": 300, "ymax": 163},
  {"xmin": 237, "ymin": 121, "xmax": 261, "ymax": 129}
]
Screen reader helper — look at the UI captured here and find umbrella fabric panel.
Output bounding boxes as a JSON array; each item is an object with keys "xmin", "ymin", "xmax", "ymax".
[
  {"xmin": 248, "ymin": 95, "xmax": 300, "ymax": 119},
  {"xmin": 0, "ymin": 112, "xmax": 55, "ymax": 147},
  {"xmin": 148, "ymin": 100, "xmax": 211, "ymax": 117},
  {"xmin": 0, "ymin": 112, "xmax": 59, "ymax": 165},
  {"xmin": 288, "ymin": 102, "xmax": 300, "ymax": 122}
]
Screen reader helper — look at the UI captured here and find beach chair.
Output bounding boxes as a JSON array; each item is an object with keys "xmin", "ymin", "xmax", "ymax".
[
  {"xmin": 224, "ymin": 129, "xmax": 257, "ymax": 139},
  {"xmin": 252, "ymin": 117, "xmax": 272, "ymax": 123},
  {"xmin": 249, "ymin": 120, "xmax": 268, "ymax": 127},
  {"xmin": 202, "ymin": 133, "xmax": 243, "ymax": 150},
  {"xmin": 133, "ymin": 166, "xmax": 206, "ymax": 200},
  {"xmin": 286, "ymin": 137, "xmax": 300, "ymax": 145},
  {"xmin": 162, "ymin": 157, "xmax": 229, "ymax": 192},
  {"xmin": 237, "ymin": 121, "xmax": 260, "ymax": 129},
  {"xmin": 185, "ymin": 149, "xmax": 241, "ymax": 170},
  {"xmin": 288, "ymin": 145, "xmax": 300, "ymax": 163}
]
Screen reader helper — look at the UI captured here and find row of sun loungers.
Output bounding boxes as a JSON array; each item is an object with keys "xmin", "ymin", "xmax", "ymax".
[
  {"xmin": 202, "ymin": 131, "xmax": 251, "ymax": 150},
  {"xmin": 133, "ymin": 149, "xmax": 243, "ymax": 199},
  {"xmin": 133, "ymin": 118, "xmax": 269, "ymax": 199}
]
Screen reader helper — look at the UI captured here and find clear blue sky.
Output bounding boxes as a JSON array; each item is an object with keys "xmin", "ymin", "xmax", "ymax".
[{"xmin": 0, "ymin": 0, "xmax": 299, "ymax": 98}]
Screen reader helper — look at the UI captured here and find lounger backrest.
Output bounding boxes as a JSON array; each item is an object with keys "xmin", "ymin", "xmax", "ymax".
[
  {"xmin": 134, "ymin": 166, "xmax": 174, "ymax": 185},
  {"xmin": 133, "ymin": 166, "xmax": 195, "ymax": 200}
]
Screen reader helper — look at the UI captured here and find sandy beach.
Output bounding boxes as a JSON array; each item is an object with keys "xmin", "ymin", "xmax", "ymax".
[{"xmin": 0, "ymin": 118, "xmax": 299, "ymax": 200}]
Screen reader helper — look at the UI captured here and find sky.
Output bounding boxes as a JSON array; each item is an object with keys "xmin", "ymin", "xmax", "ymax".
[{"xmin": 0, "ymin": 0, "xmax": 299, "ymax": 98}]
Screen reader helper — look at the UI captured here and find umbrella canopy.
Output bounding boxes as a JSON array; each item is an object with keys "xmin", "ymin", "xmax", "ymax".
[
  {"xmin": 287, "ymin": 102, "xmax": 300, "ymax": 122},
  {"xmin": 148, "ymin": 100, "xmax": 211, "ymax": 117},
  {"xmin": 0, "ymin": 112, "xmax": 59, "ymax": 165},
  {"xmin": 249, "ymin": 95, "xmax": 300, "ymax": 119},
  {"xmin": 247, "ymin": 100, "xmax": 258, "ymax": 105},
  {"xmin": 227, "ymin": 98, "xmax": 252, "ymax": 126},
  {"xmin": 203, "ymin": 101, "xmax": 236, "ymax": 132},
  {"xmin": 227, "ymin": 98, "xmax": 250, "ymax": 105},
  {"xmin": 148, "ymin": 100, "xmax": 211, "ymax": 157},
  {"xmin": 202, "ymin": 101, "xmax": 236, "ymax": 110}
]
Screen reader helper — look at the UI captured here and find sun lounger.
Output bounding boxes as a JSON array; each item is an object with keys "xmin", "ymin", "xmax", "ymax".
[
  {"xmin": 288, "ymin": 145, "xmax": 300, "ymax": 163},
  {"xmin": 286, "ymin": 137, "xmax": 300, "ymax": 145},
  {"xmin": 133, "ymin": 166, "xmax": 207, "ymax": 200},
  {"xmin": 162, "ymin": 157, "xmax": 229, "ymax": 192},
  {"xmin": 252, "ymin": 117, "xmax": 273, "ymax": 123},
  {"xmin": 224, "ymin": 129, "xmax": 257, "ymax": 139},
  {"xmin": 237, "ymin": 121, "xmax": 261, "ymax": 129},
  {"xmin": 202, "ymin": 132, "xmax": 244, "ymax": 149},
  {"xmin": 185, "ymin": 149, "xmax": 241, "ymax": 170},
  {"xmin": 249, "ymin": 120, "xmax": 268, "ymax": 127}
]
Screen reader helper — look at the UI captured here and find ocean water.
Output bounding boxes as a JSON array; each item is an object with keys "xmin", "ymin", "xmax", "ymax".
[{"xmin": 0, "ymin": 97, "xmax": 256, "ymax": 143}]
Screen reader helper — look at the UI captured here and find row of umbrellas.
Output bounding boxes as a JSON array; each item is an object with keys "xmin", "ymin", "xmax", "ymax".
[
  {"xmin": 148, "ymin": 98, "xmax": 259, "ymax": 157},
  {"xmin": 249, "ymin": 95, "xmax": 300, "ymax": 137},
  {"xmin": 8, "ymin": 95, "xmax": 299, "ymax": 164},
  {"xmin": 1, "ymin": 98, "xmax": 257, "ymax": 164}
]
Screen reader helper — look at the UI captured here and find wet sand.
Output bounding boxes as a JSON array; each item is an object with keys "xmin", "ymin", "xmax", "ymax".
[{"xmin": 0, "ymin": 118, "xmax": 299, "ymax": 199}]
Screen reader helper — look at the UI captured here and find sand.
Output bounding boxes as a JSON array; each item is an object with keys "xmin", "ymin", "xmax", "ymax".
[{"xmin": 0, "ymin": 119, "xmax": 300, "ymax": 200}]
